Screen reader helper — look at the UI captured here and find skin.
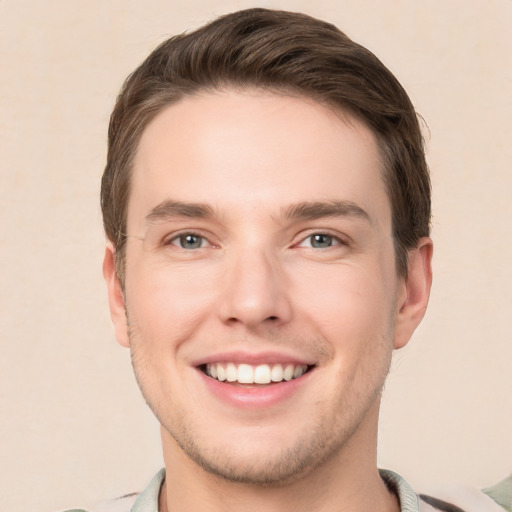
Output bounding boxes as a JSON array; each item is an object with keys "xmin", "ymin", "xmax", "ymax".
[{"xmin": 104, "ymin": 89, "xmax": 432, "ymax": 512}]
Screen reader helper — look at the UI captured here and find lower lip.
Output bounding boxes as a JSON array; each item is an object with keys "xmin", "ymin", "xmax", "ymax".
[{"xmin": 197, "ymin": 368, "xmax": 313, "ymax": 409}]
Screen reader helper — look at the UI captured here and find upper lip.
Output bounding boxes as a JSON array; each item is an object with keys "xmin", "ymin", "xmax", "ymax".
[{"xmin": 191, "ymin": 350, "xmax": 317, "ymax": 367}]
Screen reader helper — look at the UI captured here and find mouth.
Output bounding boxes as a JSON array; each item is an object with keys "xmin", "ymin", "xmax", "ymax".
[
  {"xmin": 194, "ymin": 355, "xmax": 317, "ymax": 408},
  {"xmin": 200, "ymin": 362, "xmax": 314, "ymax": 385}
]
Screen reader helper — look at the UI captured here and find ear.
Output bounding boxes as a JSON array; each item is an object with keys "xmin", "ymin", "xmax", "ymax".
[
  {"xmin": 103, "ymin": 243, "xmax": 130, "ymax": 348},
  {"xmin": 394, "ymin": 237, "xmax": 433, "ymax": 349}
]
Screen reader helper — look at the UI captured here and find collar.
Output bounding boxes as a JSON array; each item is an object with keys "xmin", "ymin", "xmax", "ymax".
[
  {"xmin": 130, "ymin": 468, "xmax": 420, "ymax": 512},
  {"xmin": 380, "ymin": 469, "xmax": 420, "ymax": 512}
]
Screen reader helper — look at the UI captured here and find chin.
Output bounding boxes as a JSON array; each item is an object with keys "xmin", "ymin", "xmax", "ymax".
[
  {"xmin": 160, "ymin": 402, "xmax": 369, "ymax": 488},
  {"xmin": 171, "ymin": 431, "xmax": 331, "ymax": 486}
]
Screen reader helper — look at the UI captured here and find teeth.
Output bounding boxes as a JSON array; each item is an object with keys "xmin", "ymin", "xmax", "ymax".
[
  {"xmin": 254, "ymin": 364, "xmax": 271, "ymax": 384},
  {"xmin": 293, "ymin": 365, "xmax": 304, "ymax": 379},
  {"xmin": 238, "ymin": 364, "xmax": 254, "ymax": 384},
  {"xmin": 270, "ymin": 364, "xmax": 284, "ymax": 382},
  {"xmin": 217, "ymin": 365, "xmax": 226, "ymax": 382},
  {"xmin": 283, "ymin": 364, "xmax": 294, "ymax": 381},
  {"xmin": 226, "ymin": 363, "xmax": 237, "ymax": 382},
  {"xmin": 205, "ymin": 362, "xmax": 309, "ymax": 384}
]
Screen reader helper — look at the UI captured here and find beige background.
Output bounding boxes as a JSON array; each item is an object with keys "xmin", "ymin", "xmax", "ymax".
[{"xmin": 1, "ymin": 1, "xmax": 511, "ymax": 511}]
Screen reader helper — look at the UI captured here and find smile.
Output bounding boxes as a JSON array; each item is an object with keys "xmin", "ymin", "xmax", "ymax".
[{"xmin": 204, "ymin": 362, "xmax": 311, "ymax": 384}]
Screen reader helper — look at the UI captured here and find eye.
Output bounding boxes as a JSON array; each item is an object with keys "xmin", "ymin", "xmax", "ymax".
[
  {"xmin": 169, "ymin": 233, "xmax": 208, "ymax": 250},
  {"xmin": 298, "ymin": 233, "xmax": 342, "ymax": 249}
]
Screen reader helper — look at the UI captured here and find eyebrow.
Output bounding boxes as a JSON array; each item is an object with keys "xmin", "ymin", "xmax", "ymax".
[
  {"xmin": 281, "ymin": 200, "xmax": 371, "ymax": 223},
  {"xmin": 145, "ymin": 199, "xmax": 216, "ymax": 225},
  {"xmin": 144, "ymin": 198, "xmax": 370, "ymax": 227}
]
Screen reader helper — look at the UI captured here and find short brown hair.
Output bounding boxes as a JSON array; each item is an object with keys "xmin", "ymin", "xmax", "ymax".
[{"xmin": 101, "ymin": 8, "xmax": 431, "ymax": 280}]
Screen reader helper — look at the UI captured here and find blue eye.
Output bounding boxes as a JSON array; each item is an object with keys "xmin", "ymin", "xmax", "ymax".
[
  {"xmin": 171, "ymin": 234, "xmax": 207, "ymax": 249},
  {"xmin": 299, "ymin": 233, "xmax": 342, "ymax": 249},
  {"xmin": 309, "ymin": 234, "xmax": 335, "ymax": 248}
]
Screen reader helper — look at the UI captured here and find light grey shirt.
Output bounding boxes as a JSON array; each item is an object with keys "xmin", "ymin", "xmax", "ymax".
[{"xmin": 63, "ymin": 468, "xmax": 510, "ymax": 512}]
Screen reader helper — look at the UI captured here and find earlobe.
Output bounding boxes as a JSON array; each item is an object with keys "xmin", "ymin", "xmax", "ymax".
[
  {"xmin": 103, "ymin": 244, "xmax": 130, "ymax": 348},
  {"xmin": 394, "ymin": 237, "xmax": 433, "ymax": 349}
]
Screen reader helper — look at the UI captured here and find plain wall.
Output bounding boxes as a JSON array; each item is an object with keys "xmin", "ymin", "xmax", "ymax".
[{"xmin": 1, "ymin": 1, "xmax": 511, "ymax": 511}]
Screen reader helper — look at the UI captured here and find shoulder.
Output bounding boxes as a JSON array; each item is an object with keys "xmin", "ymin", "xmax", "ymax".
[
  {"xmin": 417, "ymin": 488, "xmax": 505, "ymax": 512},
  {"xmin": 59, "ymin": 468, "xmax": 165, "ymax": 512},
  {"xmin": 417, "ymin": 474, "xmax": 512, "ymax": 512},
  {"xmin": 59, "ymin": 493, "xmax": 137, "ymax": 512},
  {"xmin": 380, "ymin": 469, "xmax": 511, "ymax": 512}
]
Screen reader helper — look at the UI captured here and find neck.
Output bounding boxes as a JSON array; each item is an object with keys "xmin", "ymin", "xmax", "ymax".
[{"xmin": 158, "ymin": 401, "xmax": 400, "ymax": 512}]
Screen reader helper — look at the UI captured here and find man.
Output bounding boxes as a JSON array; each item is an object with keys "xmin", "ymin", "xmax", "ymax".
[{"xmin": 81, "ymin": 8, "xmax": 506, "ymax": 512}]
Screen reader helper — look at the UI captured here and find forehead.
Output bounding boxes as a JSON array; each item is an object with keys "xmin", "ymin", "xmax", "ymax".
[{"xmin": 129, "ymin": 89, "xmax": 390, "ymax": 230}]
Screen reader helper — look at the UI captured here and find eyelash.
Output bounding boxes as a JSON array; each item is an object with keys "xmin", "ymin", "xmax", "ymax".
[
  {"xmin": 296, "ymin": 233, "xmax": 346, "ymax": 249},
  {"xmin": 164, "ymin": 231, "xmax": 212, "ymax": 250},
  {"xmin": 162, "ymin": 230, "xmax": 348, "ymax": 251}
]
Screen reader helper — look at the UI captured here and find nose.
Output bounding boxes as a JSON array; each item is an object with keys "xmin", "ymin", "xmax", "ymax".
[{"xmin": 218, "ymin": 248, "xmax": 293, "ymax": 329}]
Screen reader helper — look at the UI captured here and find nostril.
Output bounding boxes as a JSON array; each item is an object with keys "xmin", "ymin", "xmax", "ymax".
[{"xmin": 267, "ymin": 316, "xmax": 278, "ymax": 321}]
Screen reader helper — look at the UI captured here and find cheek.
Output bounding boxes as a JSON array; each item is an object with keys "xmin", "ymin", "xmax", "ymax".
[
  {"xmin": 293, "ymin": 261, "xmax": 395, "ymax": 334},
  {"xmin": 125, "ymin": 262, "xmax": 217, "ymax": 346},
  {"xmin": 290, "ymin": 260, "xmax": 398, "ymax": 383}
]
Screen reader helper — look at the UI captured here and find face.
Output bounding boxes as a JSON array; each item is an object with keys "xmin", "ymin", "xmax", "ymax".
[{"xmin": 105, "ymin": 89, "xmax": 431, "ymax": 485}]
